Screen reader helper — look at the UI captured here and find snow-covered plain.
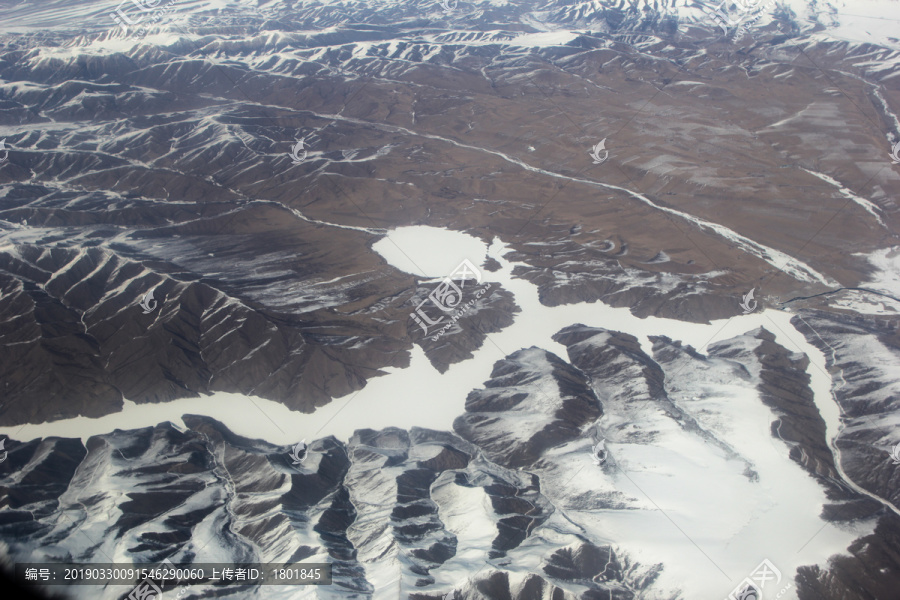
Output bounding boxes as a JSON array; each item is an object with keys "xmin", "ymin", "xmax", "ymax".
[{"xmin": 1, "ymin": 224, "xmax": 880, "ymax": 599}]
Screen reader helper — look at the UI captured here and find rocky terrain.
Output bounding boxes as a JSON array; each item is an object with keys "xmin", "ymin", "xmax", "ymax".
[
  {"xmin": 0, "ymin": 0, "xmax": 899, "ymax": 423},
  {"xmin": 1, "ymin": 0, "xmax": 900, "ymax": 598},
  {"xmin": 0, "ymin": 415, "xmax": 641, "ymax": 600},
  {"xmin": 3, "ymin": 319, "xmax": 899, "ymax": 599}
]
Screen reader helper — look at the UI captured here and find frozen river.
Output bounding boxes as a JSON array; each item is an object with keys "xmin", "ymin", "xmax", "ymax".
[{"xmin": 0, "ymin": 225, "xmax": 874, "ymax": 600}]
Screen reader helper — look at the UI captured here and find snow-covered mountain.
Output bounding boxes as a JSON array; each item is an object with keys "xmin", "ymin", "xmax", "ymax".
[
  {"xmin": 3, "ymin": 311, "xmax": 896, "ymax": 599},
  {"xmin": 1, "ymin": 0, "xmax": 900, "ymax": 599}
]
